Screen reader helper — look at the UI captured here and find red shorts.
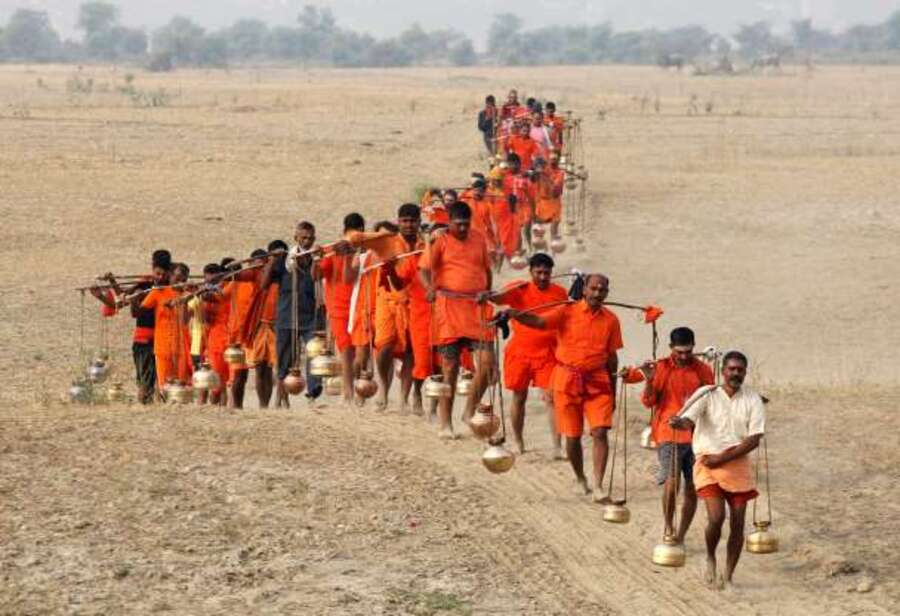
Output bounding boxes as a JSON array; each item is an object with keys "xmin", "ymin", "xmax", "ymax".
[
  {"xmin": 329, "ymin": 314, "xmax": 352, "ymax": 352},
  {"xmin": 504, "ymin": 351, "xmax": 555, "ymax": 391},
  {"xmin": 696, "ymin": 484, "xmax": 759, "ymax": 508}
]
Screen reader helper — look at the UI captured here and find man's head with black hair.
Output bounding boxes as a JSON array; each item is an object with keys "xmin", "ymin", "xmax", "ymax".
[
  {"xmin": 343, "ymin": 213, "xmax": 365, "ymax": 233},
  {"xmin": 721, "ymin": 350, "xmax": 749, "ymax": 391},
  {"xmin": 172, "ymin": 262, "xmax": 190, "ymax": 283},
  {"xmin": 486, "ymin": 95, "xmax": 496, "ymax": 106},
  {"xmin": 447, "ymin": 201, "xmax": 472, "ymax": 241},
  {"xmin": 669, "ymin": 326, "xmax": 696, "ymax": 366},
  {"xmin": 397, "ymin": 203, "xmax": 421, "ymax": 240},
  {"xmin": 295, "ymin": 221, "xmax": 316, "ymax": 249},
  {"xmin": 529, "ymin": 252, "xmax": 554, "ymax": 290}
]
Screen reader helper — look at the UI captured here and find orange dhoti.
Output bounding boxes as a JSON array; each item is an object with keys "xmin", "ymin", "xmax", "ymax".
[
  {"xmin": 155, "ymin": 349, "xmax": 192, "ymax": 389},
  {"xmin": 535, "ymin": 197, "xmax": 562, "ymax": 224},
  {"xmin": 694, "ymin": 454, "xmax": 758, "ymax": 507},
  {"xmin": 245, "ymin": 322, "xmax": 277, "ymax": 368},
  {"xmin": 375, "ymin": 291, "xmax": 410, "ymax": 356},
  {"xmin": 504, "ymin": 347, "xmax": 556, "ymax": 391},
  {"xmin": 551, "ymin": 364, "xmax": 614, "ymax": 437},
  {"xmin": 206, "ymin": 329, "xmax": 229, "ymax": 396},
  {"xmin": 432, "ymin": 294, "xmax": 494, "ymax": 346}
]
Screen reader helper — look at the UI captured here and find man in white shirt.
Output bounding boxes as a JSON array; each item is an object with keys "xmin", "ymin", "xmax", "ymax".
[{"xmin": 670, "ymin": 350, "xmax": 765, "ymax": 589}]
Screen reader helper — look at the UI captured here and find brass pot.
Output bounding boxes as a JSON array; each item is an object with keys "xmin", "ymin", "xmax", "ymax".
[
  {"xmin": 224, "ymin": 344, "xmax": 246, "ymax": 366},
  {"xmin": 565, "ymin": 179, "xmax": 578, "ymax": 191},
  {"xmin": 283, "ymin": 367, "xmax": 306, "ymax": 395},
  {"xmin": 550, "ymin": 238, "xmax": 566, "ymax": 254},
  {"xmin": 106, "ymin": 382, "xmax": 126, "ymax": 403},
  {"xmin": 166, "ymin": 381, "xmax": 193, "ymax": 404},
  {"xmin": 640, "ymin": 426, "xmax": 657, "ymax": 450},
  {"xmin": 532, "ymin": 237, "xmax": 548, "ymax": 251},
  {"xmin": 456, "ymin": 372, "xmax": 474, "ymax": 397},
  {"xmin": 746, "ymin": 522, "xmax": 779, "ymax": 554},
  {"xmin": 324, "ymin": 376, "xmax": 343, "ymax": 396},
  {"xmin": 354, "ymin": 371, "xmax": 378, "ymax": 399},
  {"xmin": 602, "ymin": 502, "xmax": 631, "ymax": 524},
  {"xmin": 305, "ymin": 333, "xmax": 328, "ymax": 358},
  {"xmin": 310, "ymin": 352, "xmax": 340, "ymax": 377},
  {"xmin": 509, "ymin": 254, "xmax": 528, "ymax": 270},
  {"xmin": 423, "ymin": 375, "xmax": 452, "ymax": 399},
  {"xmin": 482, "ymin": 445, "xmax": 515, "ymax": 474},
  {"xmin": 86, "ymin": 358, "xmax": 109, "ymax": 384},
  {"xmin": 68, "ymin": 382, "xmax": 90, "ymax": 404},
  {"xmin": 652, "ymin": 536, "xmax": 686, "ymax": 567},
  {"xmin": 192, "ymin": 363, "xmax": 220, "ymax": 391},
  {"xmin": 531, "ymin": 224, "xmax": 546, "ymax": 239},
  {"xmin": 470, "ymin": 404, "xmax": 500, "ymax": 440}
]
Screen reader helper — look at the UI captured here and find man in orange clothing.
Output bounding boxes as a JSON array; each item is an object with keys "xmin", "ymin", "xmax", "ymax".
[
  {"xmin": 505, "ymin": 274, "xmax": 622, "ymax": 498},
  {"xmin": 375, "ymin": 204, "xmax": 424, "ymax": 412},
  {"xmin": 631, "ymin": 327, "xmax": 714, "ymax": 543},
  {"xmin": 419, "ymin": 201, "xmax": 494, "ymax": 439},
  {"xmin": 245, "ymin": 240, "xmax": 287, "ymax": 408},
  {"xmin": 140, "ymin": 261, "xmax": 192, "ymax": 394},
  {"xmin": 505, "ymin": 121, "xmax": 538, "ymax": 173},
  {"xmin": 461, "ymin": 179, "xmax": 500, "ymax": 262},
  {"xmin": 488, "ymin": 167, "xmax": 520, "ymax": 262},
  {"xmin": 200, "ymin": 263, "xmax": 229, "ymax": 405},
  {"xmin": 221, "ymin": 250, "xmax": 263, "ymax": 409},
  {"xmin": 544, "ymin": 101, "xmax": 565, "ymax": 152},
  {"xmin": 318, "ymin": 213, "xmax": 365, "ymax": 403},
  {"xmin": 535, "ymin": 153, "xmax": 565, "ymax": 239},
  {"xmin": 490, "ymin": 253, "xmax": 568, "ymax": 455}
]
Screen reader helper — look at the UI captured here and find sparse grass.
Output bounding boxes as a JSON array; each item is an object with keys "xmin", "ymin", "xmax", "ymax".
[{"xmin": 387, "ymin": 588, "xmax": 472, "ymax": 615}]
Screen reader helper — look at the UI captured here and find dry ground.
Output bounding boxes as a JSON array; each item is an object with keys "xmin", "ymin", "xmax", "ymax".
[{"xmin": 1, "ymin": 64, "xmax": 899, "ymax": 614}]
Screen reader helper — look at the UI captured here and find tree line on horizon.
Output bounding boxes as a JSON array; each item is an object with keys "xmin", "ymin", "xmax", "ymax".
[{"xmin": 1, "ymin": 3, "xmax": 899, "ymax": 70}]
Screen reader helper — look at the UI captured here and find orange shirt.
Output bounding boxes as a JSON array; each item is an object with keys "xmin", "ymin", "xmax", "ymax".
[
  {"xmin": 204, "ymin": 295, "xmax": 230, "ymax": 341},
  {"xmin": 640, "ymin": 356, "xmax": 714, "ymax": 444},
  {"xmin": 418, "ymin": 229, "xmax": 491, "ymax": 294},
  {"xmin": 494, "ymin": 281, "xmax": 568, "ymax": 358},
  {"xmin": 318, "ymin": 253, "xmax": 354, "ymax": 317},
  {"xmin": 222, "ymin": 280, "xmax": 256, "ymax": 343},
  {"xmin": 544, "ymin": 301, "xmax": 623, "ymax": 372},
  {"xmin": 462, "ymin": 195, "xmax": 497, "ymax": 251},
  {"xmin": 538, "ymin": 168, "xmax": 564, "ymax": 201},
  {"xmin": 140, "ymin": 287, "xmax": 183, "ymax": 357},
  {"xmin": 506, "ymin": 134, "xmax": 538, "ymax": 171},
  {"xmin": 261, "ymin": 282, "xmax": 278, "ymax": 323},
  {"xmin": 545, "ymin": 115, "xmax": 565, "ymax": 149}
]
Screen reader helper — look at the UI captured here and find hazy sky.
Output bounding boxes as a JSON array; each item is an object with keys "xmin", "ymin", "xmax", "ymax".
[{"xmin": 1, "ymin": 0, "xmax": 896, "ymax": 44}]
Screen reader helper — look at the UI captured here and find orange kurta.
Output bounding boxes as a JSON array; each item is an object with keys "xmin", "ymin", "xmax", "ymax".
[
  {"xmin": 493, "ymin": 280, "xmax": 568, "ymax": 390},
  {"xmin": 637, "ymin": 356, "xmax": 714, "ymax": 444},
  {"xmin": 141, "ymin": 288, "xmax": 192, "ymax": 387},
  {"xmin": 204, "ymin": 296, "xmax": 230, "ymax": 394},
  {"xmin": 545, "ymin": 115, "xmax": 565, "ymax": 151},
  {"xmin": 506, "ymin": 134, "xmax": 538, "ymax": 171},
  {"xmin": 488, "ymin": 187, "xmax": 519, "ymax": 257},
  {"xmin": 535, "ymin": 167, "xmax": 564, "ymax": 223},
  {"xmin": 349, "ymin": 254, "xmax": 378, "ymax": 348},
  {"xmin": 418, "ymin": 229, "xmax": 493, "ymax": 345},
  {"xmin": 375, "ymin": 236, "xmax": 421, "ymax": 354},
  {"xmin": 464, "ymin": 194, "xmax": 498, "ymax": 253},
  {"xmin": 318, "ymin": 253, "xmax": 354, "ymax": 352},
  {"xmin": 543, "ymin": 301, "xmax": 624, "ymax": 436},
  {"xmin": 396, "ymin": 251, "xmax": 433, "ymax": 379}
]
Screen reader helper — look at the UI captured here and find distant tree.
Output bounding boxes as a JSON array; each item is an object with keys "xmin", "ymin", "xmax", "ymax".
[
  {"xmin": 265, "ymin": 26, "xmax": 302, "ymax": 59},
  {"xmin": 658, "ymin": 25, "xmax": 714, "ymax": 59},
  {"xmin": 152, "ymin": 16, "xmax": 205, "ymax": 65},
  {"xmin": 449, "ymin": 39, "xmax": 477, "ymax": 66},
  {"xmin": 887, "ymin": 10, "xmax": 900, "ymax": 49},
  {"xmin": 734, "ymin": 21, "xmax": 791, "ymax": 57},
  {"xmin": 227, "ymin": 18, "xmax": 268, "ymax": 59},
  {"xmin": 839, "ymin": 23, "xmax": 887, "ymax": 53},
  {"xmin": 113, "ymin": 26, "xmax": 148, "ymax": 57},
  {"xmin": 487, "ymin": 13, "xmax": 523, "ymax": 56},
  {"xmin": 78, "ymin": 2, "xmax": 118, "ymax": 37},
  {"xmin": 196, "ymin": 32, "xmax": 228, "ymax": 67},
  {"xmin": 367, "ymin": 38, "xmax": 413, "ymax": 67},
  {"xmin": 331, "ymin": 30, "xmax": 376, "ymax": 67},
  {"xmin": 1, "ymin": 9, "xmax": 61, "ymax": 61}
]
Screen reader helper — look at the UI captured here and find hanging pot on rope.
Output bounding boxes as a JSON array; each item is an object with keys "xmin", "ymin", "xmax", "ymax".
[
  {"xmin": 532, "ymin": 236, "xmax": 548, "ymax": 251},
  {"xmin": 559, "ymin": 155, "xmax": 568, "ymax": 166},
  {"xmin": 310, "ymin": 352, "xmax": 340, "ymax": 377},
  {"xmin": 68, "ymin": 381, "xmax": 90, "ymax": 404},
  {"xmin": 565, "ymin": 179, "xmax": 578, "ymax": 191},
  {"xmin": 192, "ymin": 363, "xmax": 220, "ymax": 392},
  {"xmin": 423, "ymin": 375, "xmax": 452, "ymax": 399},
  {"xmin": 86, "ymin": 358, "xmax": 109, "ymax": 384},
  {"xmin": 469, "ymin": 403, "xmax": 500, "ymax": 440},
  {"xmin": 531, "ymin": 224, "xmax": 546, "ymax": 239},
  {"xmin": 746, "ymin": 521, "xmax": 779, "ymax": 554},
  {"xmin": 166, "ymin": 380, "xmax": 193, "ymax": 404},
  {"xmin": 602, "ymin": 502, "xmax": 631, "ymax": 524},
  {"xmin": 283, "ymin": 367, "xmax": 306, "ymax": 395},
  {"xmin": 509, "ymin": 253, "xmax": 528, "ymax": 270},
  {"xmin": 456, "ymin": 371, "xmax": 474, "ymax": 397},
  {"xmin": 550, "ymin": 238, "xmax": 566, "ymax": 254},
  {"xmin": 106, "ymin": 382, "xmax": 126, "ymax": 403},
  {"xmin": 641, "ymin": 426, "xmax": 657, "ymax": 450},
  {"xmin": 224, "ymin": 344, "xmax": 245, "ymax": 366},
  {"xmin": 305, "ymin": 332, "xmax": 328, "ymax": 358},
  {"xmin": 482, "ymin": 444, "xmax": 515, "ymax": 474},
  {"xmin": 324, "ymin": 376, "xmax": 343, "ymax": 396},
  {"xmin": 354, "ymin": 370, "xmax": 378, "ymax": 399},
  {"xmin": 652, "ymin": 536, "xmax": 686, "ymax": 567}
]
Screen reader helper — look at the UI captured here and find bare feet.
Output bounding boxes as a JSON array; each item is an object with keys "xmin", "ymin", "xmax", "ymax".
[
  {"xmin": 438, "ymin": 426, "xmax": 459, "ymax": 441},
  {"xmin": 411, "ymin": 401, "xmax": 424, "ymax": 416},
  {"xmin": 575, "ymin": 477, "xmax": 592, "ymax": 496},
  {"xmin": 551, "ymin": 446, "xmax": 565, "ymax": 460},
  {"xmin": 591, "ymin": 492, "xmax": 612, "ymax": 505},
  {"xmin": 514, "ymin": 438, "xmax": 526, "ymax": 455},
  {"xmin": 705, "ymin": 558, "xmax": 719, "ymax": 589},
  {"xmin": 374, "ymin": 398, "xmax": 388, "ymax": 412}
]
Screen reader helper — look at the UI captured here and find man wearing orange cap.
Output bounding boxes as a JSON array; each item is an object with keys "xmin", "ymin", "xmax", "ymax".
[
  {"xmin": 505, "ymin": 274, "xmax": 622, "ymax": 498},
  {"xmin": 491, "ymin": 253, "xmax": 568, "ymax": 456},
  {"xmin": 418, "ymin": 201, "xmax": 494, "ymax": 439}
]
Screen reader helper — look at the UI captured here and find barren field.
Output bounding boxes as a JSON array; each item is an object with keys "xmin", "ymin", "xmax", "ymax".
[{"xmin": 1, "ymin": 64, "xmax": 899, "ymax": 614}]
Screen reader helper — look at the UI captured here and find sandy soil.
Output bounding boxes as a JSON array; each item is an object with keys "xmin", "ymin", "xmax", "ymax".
[{"xmin": 1, "ymin": 64, "xmax": 899, "ymax": 614}]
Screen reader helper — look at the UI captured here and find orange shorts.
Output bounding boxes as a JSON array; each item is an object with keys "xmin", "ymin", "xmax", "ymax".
[
  {"xmin": 535, "ymin": 198, "xmax": 562, "ymax": 223},
  {"xmin": 245, "ymin": 323, "xmax": 277, "ymax": 368},
  {"xmin": 696, "ymin": 484, "xmax": 759, "ymax": 508},
  {"xmin": 330, "ymin": 314, "xmax": 352, "ymax": 352},
  {"xmin": 504, "ymin": 351, "xmax": 555, "ymax": 391},
  {"xmin": 553, "ymin": 390, "xmax": 614, "ymax": 437}
]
